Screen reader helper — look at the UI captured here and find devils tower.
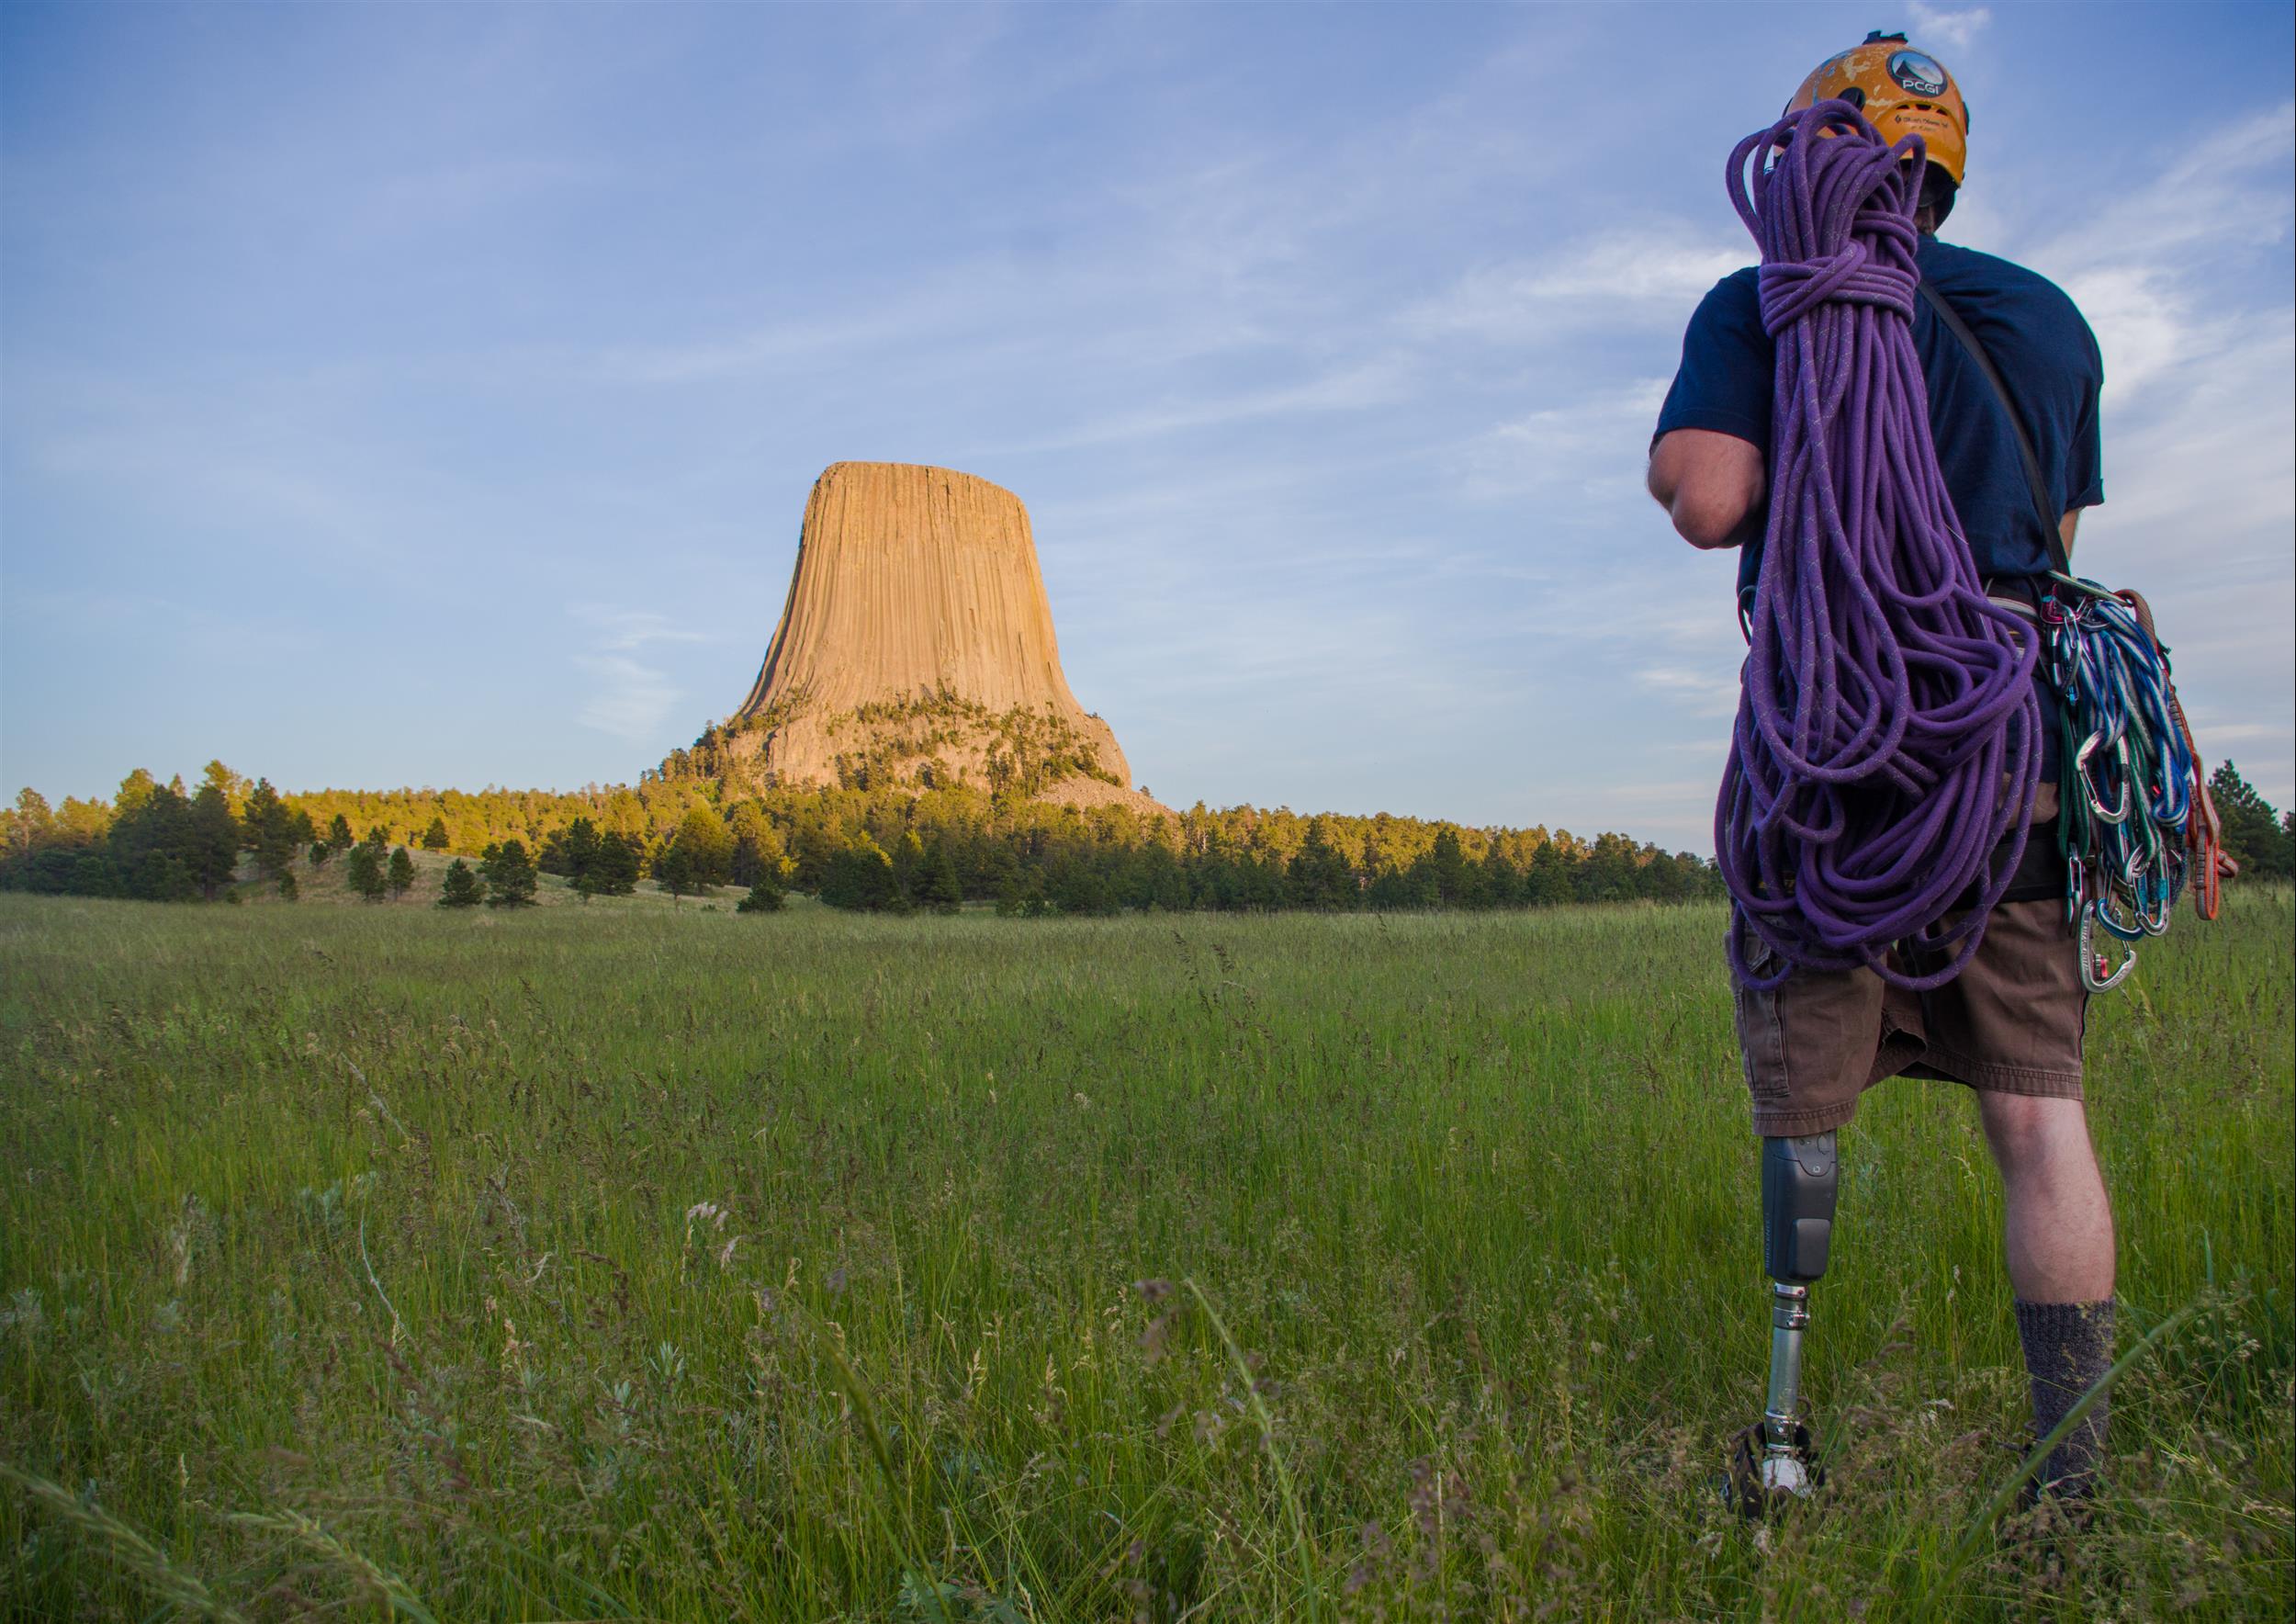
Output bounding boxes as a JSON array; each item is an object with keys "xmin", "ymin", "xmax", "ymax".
[{"xmin": 689, "ymin": 462, "xmax": 1157, "ymax": 811}]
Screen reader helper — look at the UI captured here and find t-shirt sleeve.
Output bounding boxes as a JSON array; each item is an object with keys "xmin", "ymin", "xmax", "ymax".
[
  {"xmin": 1653, "ymin": 270, "xmax": 1772, "ymax": 453},
  {"xmin": 2064, "ymin": 316, "xmax": 2105, "ymax": 512}
]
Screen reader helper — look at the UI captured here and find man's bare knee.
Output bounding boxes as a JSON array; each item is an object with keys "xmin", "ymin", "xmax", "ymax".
[{"xmin": 1978, "ymin": 1092, "xmax": 2091, "ymax": 1177}]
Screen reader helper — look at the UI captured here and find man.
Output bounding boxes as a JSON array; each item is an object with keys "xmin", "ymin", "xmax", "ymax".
[{"xmin": 1647, "ymin": 34, "xmax": 2113, "ymax": 1502}]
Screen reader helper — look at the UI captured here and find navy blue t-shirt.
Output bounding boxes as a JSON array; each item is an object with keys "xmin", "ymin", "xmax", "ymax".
[
  {"xmin": 1655, "ymin": 234, "xmax": 2105, "ymax": 581},
  {"xmin": 1656, "ymin": 234, "xmax": 2105, "ymax": 783}
]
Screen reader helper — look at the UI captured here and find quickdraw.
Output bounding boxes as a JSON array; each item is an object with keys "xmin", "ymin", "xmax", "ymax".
[{"xmin": 2042, "ymin": 577, "xmax": 2223, "ymax": 992}]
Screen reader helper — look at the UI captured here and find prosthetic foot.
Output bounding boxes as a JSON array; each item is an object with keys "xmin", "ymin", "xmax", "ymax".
[{"xmin": 1728, "ymin": 1132, "xmax": 1838, "ymax": 1515}]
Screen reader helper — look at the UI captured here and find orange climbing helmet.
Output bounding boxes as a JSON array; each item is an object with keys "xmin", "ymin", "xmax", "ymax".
[{"xmin": 1788, "ymin": 30, "xmax": 1969, "ymax": 187}]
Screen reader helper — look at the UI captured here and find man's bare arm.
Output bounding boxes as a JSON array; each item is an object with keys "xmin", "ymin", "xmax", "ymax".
[
  {"xmin": 2060, "ymin": 509, "xmax": 2079, "ymax": 560},
  {"xmin": 1648, "ymin": 428, "xmax": 1765, "ymax": 550}
]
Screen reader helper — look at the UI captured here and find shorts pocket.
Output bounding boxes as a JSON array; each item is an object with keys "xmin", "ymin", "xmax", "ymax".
[
  {"xmin": 1732, "ymin": 922, "xmax": 1791, "ymax": 1109},
  {"xmin": 1731, "ymin": 912, "xmax": 1780, "ymax": 977}
]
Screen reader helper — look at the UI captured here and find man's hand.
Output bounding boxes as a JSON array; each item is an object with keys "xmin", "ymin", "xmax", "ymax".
[{"xmin": 1649, "ymin": 429, "xmax": 1765, "ymax": 549}]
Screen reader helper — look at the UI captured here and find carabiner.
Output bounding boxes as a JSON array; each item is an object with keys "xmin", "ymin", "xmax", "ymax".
[
  {"xmin": 2092, "ymin": 888, "xmax": 2146, "ymax": 942},
  {"xmin": 2080, "ymin": 906, "xmax": 2137, "ymax": 994},
  {"xmin": 2077, "ymin": 735, "xmax": 2130, "ymax": 825}
]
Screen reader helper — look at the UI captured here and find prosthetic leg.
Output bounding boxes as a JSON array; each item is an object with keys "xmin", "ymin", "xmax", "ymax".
[{"xmin": 1730, "ymin": 1132, "xmax": 1839, "ymax": 1512}]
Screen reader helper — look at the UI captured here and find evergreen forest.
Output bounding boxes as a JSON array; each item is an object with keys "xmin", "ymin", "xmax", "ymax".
[{"xmin": 6, "ymin": 759, "xmax": 2291, "ymax": 916}]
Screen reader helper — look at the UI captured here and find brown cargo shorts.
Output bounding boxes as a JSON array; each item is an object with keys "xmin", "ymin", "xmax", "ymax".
[{"xmin": 1729, "ymin": 786, "xmax": 2088, "ymax": 1137}]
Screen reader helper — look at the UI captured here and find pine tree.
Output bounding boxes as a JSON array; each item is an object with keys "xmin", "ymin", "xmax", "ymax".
[
  {"xmin": 736, "ymin": 874, "xmax": 786, "ymax": 913},
  {"xmin": 310, "ymin": 840, "xmax": 333, "ymax": 868},
  {"xmin": 241, "ymin": 778, "xmax": 298, "ymax": 878},
  {"xmin": 276, "ymin": 870, "xmax": 299, "ymax": 902},
  {"xmin": 2210, "ymin": 761, "xmax": 2291, "ymax": 880},
  {"xmin": 187, "ymin": 784, "xmax": 242, "ymax": 899},
  {"xmin": 483, "ymin": 840, "xmax": 538, "ymax": 907},
  {"xmin": 1286, "ymin": 822, "xmax": 1355, "ymax": 910},
  {"xmin": 655, "ymin": 840, "xmax": 698, "ymax": 901},
  {"xmin": 598, "ymin": 831, "xmax": 641, "ymax": 895},
  {"xmin": 200, "ymin": 760, "xmax": 249, "ymax": 816},
  {"xmin": 672, "ymin": 806, "xmax": 734, "ymax": 887},
  {"xmin": 116, "ymin": 768, "xmax": 160, "ymax": 818},
  {"xmin": 1416, "ymin": 829, "xmax": 1469, "ymax": 907},
  {"xmin": 328, "ymin": 813, "xmax": 355, "ymax": 849},
  {"xmin": 820, "ymin": 842, "xmax": 901, "ymax": 911},
  {"xmin": 106, "ymin": 780, "xmax": 189, "ymax": 897},
  {"xmin": 6, "ymin": 788, "xmax": 55, "ymax": 856},
  {"xmin": 345, "ymin": 843, "xmax": 386, "ymax": 902},
  {"xmin": 437, "ymin": 859, "xmax": 482, "ymax": 908},
  {"xmin": 892, "ymin": 830, "xmax": 926, "ymax": 899},
  {"xmin": 556, "ymin": 818, "xmax": 601, "ymax": 881},
  {"xmin": 240, "ymin": 778, "xmax": 279, "ymax": 841},
  {"xmin": 422, "ymin": 816, "xmax": 450, "ymax": 852},
  {"xmin": 917, "ymin": 841, "xmax": 964, "ymax": 913},
  {"xmin": 726, "ymin": 801, "xmax": 783, "ymax": 885},
  {"xmin": 387, "ymin": 846, "xmax": 415, "ymax": 897},
  {"xmin": 135, "ymin": 851, "xmax": 199, "ymax": 900}
]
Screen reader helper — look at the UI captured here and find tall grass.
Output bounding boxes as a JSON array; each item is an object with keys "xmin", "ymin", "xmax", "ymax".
[{"xmin": 1, "ymin": 890, "xmax": 2288, "ymax": 1620}]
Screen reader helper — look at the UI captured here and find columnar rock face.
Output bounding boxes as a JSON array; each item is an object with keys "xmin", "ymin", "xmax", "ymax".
[{"xmin": 710, "ymin": 462, "xmax": 1154, "ymax": 809}]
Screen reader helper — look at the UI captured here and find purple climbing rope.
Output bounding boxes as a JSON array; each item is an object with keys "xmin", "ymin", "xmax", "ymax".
[{"xmin": 1717, "ymin": 100, "xmax": 2042, "ymax": 991}]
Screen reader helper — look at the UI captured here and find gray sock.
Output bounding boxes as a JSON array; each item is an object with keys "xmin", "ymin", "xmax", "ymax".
[{"xmin": 2013, "ymin": 1298, "xmax": 2115, "ymax": 1499}]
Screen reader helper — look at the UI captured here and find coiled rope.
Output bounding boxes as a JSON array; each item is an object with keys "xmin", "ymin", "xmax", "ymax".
[{"xmin": 1717, "ymin": 100, "xmax": 2043, "ymax": 991}]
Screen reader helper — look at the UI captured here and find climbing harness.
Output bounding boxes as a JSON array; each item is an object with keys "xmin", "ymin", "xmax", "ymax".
[{"xmin": 1716, "ymin": 100, "xmax": 2042, "ymax": 993}]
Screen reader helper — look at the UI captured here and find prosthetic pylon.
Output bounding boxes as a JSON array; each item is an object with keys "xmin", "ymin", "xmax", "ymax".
[{"xmin": 1731, "ymin": 1132, "xmax": 1838, "ymax": 1511}]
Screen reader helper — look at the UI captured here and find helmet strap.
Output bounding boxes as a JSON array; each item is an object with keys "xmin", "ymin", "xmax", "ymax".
[{"xmin": 1919, "ymin": 169, "xmax": 1958, "ymax": 231}]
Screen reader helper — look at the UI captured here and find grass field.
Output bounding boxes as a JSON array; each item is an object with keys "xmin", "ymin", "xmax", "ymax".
[{"xmin": 1, "ymin": 889, "xmax": 2288, "ymax": 1621}]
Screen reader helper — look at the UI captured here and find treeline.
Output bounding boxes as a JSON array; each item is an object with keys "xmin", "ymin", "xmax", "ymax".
[
  {"xmin": 0, "ymin": 765, "xmax": 321, "ymax": 902},
  {"xmin": 7, "ymin": 759, "xmax": 2290, "ymax": 913},
  {"xmin": 525, "ymin": 782, "xmax": 1729, "ymax": 912},
  {"xmin": 0, "ymin": 759, "xmax": 559, "ymax": 911}
]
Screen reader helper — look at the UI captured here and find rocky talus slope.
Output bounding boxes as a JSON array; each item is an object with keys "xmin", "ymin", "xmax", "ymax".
[{"xmin": 701, "ymin": 462, "xmax": 1161, "ymax": 813}]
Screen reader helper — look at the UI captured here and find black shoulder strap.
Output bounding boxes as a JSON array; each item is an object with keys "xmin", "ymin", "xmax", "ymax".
[{"xmin": 1916, "ymin": 278, "xmax": 2071, "ymax": 576}]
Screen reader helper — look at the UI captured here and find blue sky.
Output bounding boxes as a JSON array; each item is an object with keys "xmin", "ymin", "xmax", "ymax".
[{"xmin": 5, "ymin": 1, "xmax": 2290, "ymax": 850}]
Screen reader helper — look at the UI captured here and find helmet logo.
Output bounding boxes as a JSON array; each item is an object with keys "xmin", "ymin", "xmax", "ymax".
[{"xmin": 1887, "ymin": 50, "xmax": 1948, "ymax": 97}]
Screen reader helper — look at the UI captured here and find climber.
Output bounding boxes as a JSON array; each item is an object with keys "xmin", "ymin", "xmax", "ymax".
[{"xmin": 1646, "ymin": 33, "xmax": 2117, "ymax": 1507}]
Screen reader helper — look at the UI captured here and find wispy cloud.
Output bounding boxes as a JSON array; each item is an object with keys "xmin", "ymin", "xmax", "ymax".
[
  {"xmin": 2037, "ymin": 103, "xmax": 2293, "ymax": 406},
  {"xmin": 1459, "ymin": 378, "xmax": 1670, "ymax": 501},
  {"xmin": 1634, "ymin": 664, "xmax": 1741, "ymax": 720},
  {"xmin": 570, "ymin": 607, "xmax": 709, "ymax": 744},
  {"xmin": 1908, "ymin": 3, "xmax": 1993, "ymax": 53},
  {"xmin": 573, "ymin": 606, "xmax": 709, "ymax": 654},
  {"xmin": 575, "ymin": 654, "xmax": 682, "ymax": 747},
  {"xmin": 1405, "ymin": 227, "xmax": 1744, "ymax": 343},
  {"xmin": 984, "ymin": 358, "xmax": 1415, "ymax": 454}
]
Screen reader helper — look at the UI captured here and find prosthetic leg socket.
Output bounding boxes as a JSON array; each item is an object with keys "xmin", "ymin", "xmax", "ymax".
[{"xmin": 1731, "ymin": 1132, "xmax": 1838, "ymax": 1512}]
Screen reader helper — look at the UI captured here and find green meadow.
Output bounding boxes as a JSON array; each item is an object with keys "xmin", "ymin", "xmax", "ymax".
[{"xmin": 1, "ymin": 890, "xmax": 2288, "ymax": 1620}]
